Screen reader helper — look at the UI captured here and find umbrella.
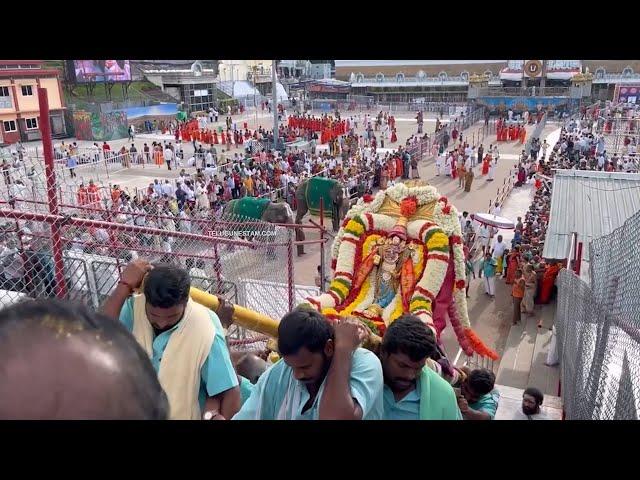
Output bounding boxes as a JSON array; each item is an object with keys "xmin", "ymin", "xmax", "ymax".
[{"xmin": 471, "ymin": 212, "xmax": 515, "ymax": 230}]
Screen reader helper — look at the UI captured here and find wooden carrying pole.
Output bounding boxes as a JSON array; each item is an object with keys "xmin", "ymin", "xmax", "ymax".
[{"xmin": 189, "ymin": 287, "xmax": 280, "ymax": 338}]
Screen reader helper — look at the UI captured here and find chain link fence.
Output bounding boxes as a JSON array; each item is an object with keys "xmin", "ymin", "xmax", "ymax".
[
  {"xmin": 555, "ymin": 210, "xmax": 640, "ymax": 419},
  {"xmin": 0, "ymin": 144, "xmax": 333, "ymax": 357}
]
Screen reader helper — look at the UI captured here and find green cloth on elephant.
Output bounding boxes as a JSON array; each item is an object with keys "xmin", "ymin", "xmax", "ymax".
[
  {"xmin": 228, "ymin": 197, "xmax": 272, "ymax": 220},
  {"xmin": 176, "ymin": 111, "xmax": 187, "ymax": 122},
  {"xmin": 305, "ymin": 177, "xmax": 339, "ymax": 218},
  {"xmin": 419, "ymin": 366, "xmax": 463, "ymax": 420}
]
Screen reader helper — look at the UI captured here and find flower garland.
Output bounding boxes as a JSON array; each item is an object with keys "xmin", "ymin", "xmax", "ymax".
[{"xmin": 303, "ymin": 183, "xmax": 496, "ymax": 359}]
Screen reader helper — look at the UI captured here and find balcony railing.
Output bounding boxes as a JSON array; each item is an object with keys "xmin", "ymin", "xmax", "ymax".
[{"xmin": 247, "ymin": 71, "xmax": 272, "ymax": 83}]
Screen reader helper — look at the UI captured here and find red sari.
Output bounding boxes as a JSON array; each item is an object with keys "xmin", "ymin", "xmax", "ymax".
[
  {"xmin": 482, "ymin": 155, "xmax": 491, "ymax": 175},
  {"xmin": 390, "ymin": 130, "xmax": 397, "ymax": 143},
  {"xmin": 395, "ymin": 156, "xmax": 403, "ymax": 178}
]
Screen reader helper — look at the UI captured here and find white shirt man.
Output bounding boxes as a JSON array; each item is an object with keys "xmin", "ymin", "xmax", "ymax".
[
  {"xmin": 205, "ymin": 164, "xmax": 217, "ymax": 176},
  {"xmin": 161, "ymin": 181, "xmax": 175, "ymax": 198},
  {"xmin": 435, "ymin": 153, "xmax": 444, "ymax": 176},
  {"xmin": 479, "ymin": 225, "xmax": 491, "ymax": 249},
  {"xmin": 183, "ymin": 184, "xmax": 195, "ymax": 201},
  {"xmin": 492, "ymin": 237, "xmax": 507, "ymax": 261},
  {"xmin": 459, "ymin": 213, "xmax": 470, "ymax": 231},
  {"xmin": 281, "ymin": 172, "xmax": 290, "ymax": 188},
  {"xmin": 134, "ymin": 208, "xmax": 146, "ymax": 227},
  {"xmin": 465, "ymin": 145, "xmax": 472, "ymax": 158},
  {"xmin": 164, "ymin": 147, "xmax": 174, "ymax": 164}
]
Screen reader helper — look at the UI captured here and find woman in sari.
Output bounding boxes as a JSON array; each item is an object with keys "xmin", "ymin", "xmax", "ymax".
[
  {"xmin": 538, "ymin": 261, "xmax": 562, "ymax": 304},
  {"xmin": 505, "ymin": 246, "xmax": 521, "ymax": 284},
  {"xmin": 154, "ymin": 145, "xmax": 164, "ymax": 166},
  {"xmin": 457, "ymin": 160, "xmax": 465, "ymax": 188},
  {"xmin": 481, "ymin": 154, "xmax": 491, "ymax": 176},
  {"xmin": 464, "ymin": 166, "xmax": 474, "ymax": 192}
]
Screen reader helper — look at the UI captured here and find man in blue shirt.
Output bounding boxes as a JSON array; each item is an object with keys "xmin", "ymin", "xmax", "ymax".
[
  {"xmin": 457, "ymin": 368, "xmax": 500, "ymax": 420},
  {"xmin": 102, "ymin": 260, "xmax": 240, "ymax": 420},
  {"xmin": 479, "ymin": 252, "xmax": 498, "ymax": 298},
  {"xmin": 233, "ymin": 309, "xmax": 383, "ymax": 420},
  {"xmin": 381, "ymin": 315, "xmax": 462, "ymax": 420}
]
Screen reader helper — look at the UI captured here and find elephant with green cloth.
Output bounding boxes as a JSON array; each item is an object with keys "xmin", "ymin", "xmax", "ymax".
[
  {"xmin": 222, "ymin": 197, "xmax": 294, "ymax": 225},
  {"xmin": 293, "ymin": 177, "xmax": 351, "ymax": 256}
]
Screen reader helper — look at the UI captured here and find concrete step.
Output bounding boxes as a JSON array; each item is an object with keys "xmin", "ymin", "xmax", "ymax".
[
  {"xmin": 527, "ymin": 324, "xmax": 560, "ymax": 397},
  {"xmin": 495, "ymin": 313, "xmax": 539, "ymax": 389}
]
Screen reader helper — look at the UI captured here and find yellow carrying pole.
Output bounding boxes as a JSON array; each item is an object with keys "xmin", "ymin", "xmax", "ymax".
[
  {"xmin": 189, "ymin": 287, "xmax": 280, "ymax": 338},
  {"xmin": 189, "ymin": 287, "xmax": 382, "ymax": 352}
]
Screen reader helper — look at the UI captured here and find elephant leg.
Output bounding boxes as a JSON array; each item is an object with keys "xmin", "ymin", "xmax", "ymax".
[
  {"xmin": 296, "ymin": 223, "xmax": 305, "ymax": 256},
  {"xmin": 331, "ymin": 203, "xmax": 340, "ymax": 232}
]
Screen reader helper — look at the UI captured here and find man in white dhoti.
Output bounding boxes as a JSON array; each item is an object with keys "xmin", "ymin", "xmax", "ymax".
[
  {"xmin": 435, "ymin": 153, "xmax": 444, "ymax": 176},
  {"xmin": 445, "ymin": 154, "xmax": 453, "ymax": 177},
  {"xmin": 488, "ymin": 156, "xmax": 496, "ymax": 181}
]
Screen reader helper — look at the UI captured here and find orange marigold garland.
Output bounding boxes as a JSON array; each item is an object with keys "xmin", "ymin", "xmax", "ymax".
[{"xmin": 464, "ymin": 328, "xmax": 499, "ymax": 360}]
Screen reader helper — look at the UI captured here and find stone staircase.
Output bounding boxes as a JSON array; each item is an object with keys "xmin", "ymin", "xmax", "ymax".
[{"xmin": 495, "ymin": 301, "xmax": 561, "ymax": 398}]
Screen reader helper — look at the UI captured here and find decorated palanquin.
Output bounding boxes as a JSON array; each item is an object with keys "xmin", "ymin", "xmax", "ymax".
[{"xmin": 301, "ymin": 181, "xmax": 498, "ymax": 360}]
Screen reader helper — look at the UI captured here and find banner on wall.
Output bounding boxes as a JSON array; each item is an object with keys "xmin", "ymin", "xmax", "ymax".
[
  {"xmin": 72, "ymin": 110, "xmax": 128, "ymax": 141},
  {"xmin": 478, "ymin": 96, "xmax": 575, "ymax": 113},
  {"xmin": 613, "ymin": 84, "xmax": 640, "ymax": 104}
]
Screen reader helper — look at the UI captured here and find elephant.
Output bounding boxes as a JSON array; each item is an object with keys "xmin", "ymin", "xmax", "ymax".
[
  {"xmin": 222, "ymin": 198, "xmax": 294, "ymax": 225},
  {"xmin": 294, "ymin": 177, "xmax": 351, "ymax": 256},
  {"xmin": 221, "ymin": 198, "xmax": 294, "ymax": 256}
]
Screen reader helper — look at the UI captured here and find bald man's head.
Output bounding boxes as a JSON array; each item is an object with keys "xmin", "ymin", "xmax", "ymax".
[{"xmin": 0, "ymin": 299, "xmax": 168, "ymax": 420}]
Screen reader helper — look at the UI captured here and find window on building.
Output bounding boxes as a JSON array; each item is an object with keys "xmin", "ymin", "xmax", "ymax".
[
  {"xmin": 0, "ymin": 86, "xmax": 9, "ymax": 97},
  {"xmin": 21, "ymin": 85, "xmax": 33, "ymax": 96},
  {"xmin": 25, "ymin": 117, "xmax": 38, "ymax": 130},
  {"xmin": 3, "ymin": 120, "xmax": 17, "ymax": 132}
]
